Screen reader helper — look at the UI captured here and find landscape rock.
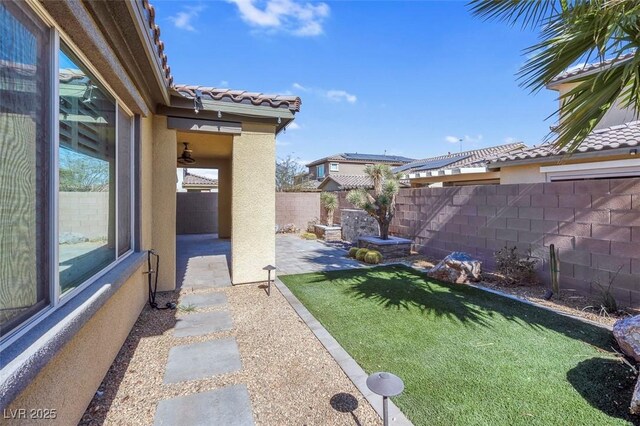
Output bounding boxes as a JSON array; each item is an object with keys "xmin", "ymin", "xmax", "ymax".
[
  {"xmin": 631, "ymin": 378, "xmax": 640, "ymax": 415},
  {"xmin": 59, "ymin": 232, "xmax": 88, "ymax": 245},
  {"xmin": 427, "ymin": 252, "xmax": 482, "ymax": 284},
  {"xmin": 613, "ymin": 315, "xmax": 640, "ymax": 363}
]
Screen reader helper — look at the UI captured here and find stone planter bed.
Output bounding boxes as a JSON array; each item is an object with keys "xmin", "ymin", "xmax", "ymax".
[
  {"xmin": 357, "ymin": 235, "xmax": 412, "ymax": 258},
  {"xmin": 313, "ymin": 224, "xmax": 342, "ymax": 242}
]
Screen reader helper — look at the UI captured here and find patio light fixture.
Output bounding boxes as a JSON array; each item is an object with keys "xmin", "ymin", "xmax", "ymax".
[
  {"xmin": 177, "ymin": 142, "xmax": 196, "ymax": 165},
  {"xmin": 366, "ymin": 372, "xmax": 404, "ymax": 426},
  {"xmin": 263, "ymin": 265, "xmax": 276, "ymax": 296}
]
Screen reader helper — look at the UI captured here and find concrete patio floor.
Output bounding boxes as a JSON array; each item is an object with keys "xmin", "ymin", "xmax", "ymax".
[{"xmin": 275, "ymin": 234, "xmax": 361, "ymax": 275}]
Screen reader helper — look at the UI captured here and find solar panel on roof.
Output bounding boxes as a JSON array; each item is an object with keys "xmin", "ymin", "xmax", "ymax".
[
  {"xmin": 342, "ymin": 153, "xmax": 412, "ymax": 162},
  {"xmin": 394, "ymin": 154, "xmax": 470, "ymax": 173}
]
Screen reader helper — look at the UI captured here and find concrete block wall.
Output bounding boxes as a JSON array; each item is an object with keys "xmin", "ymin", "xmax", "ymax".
[
  {"xmin": 387, "ymin": 178, "xmax": 640, "ymax": 306},
  {"xmin": 59, "ymin": 192, "xmax": 110, "ymax": 239},
  {"xmin": 176, "ymin": 192, "xmax": 218, "ymax": 234},
  {"xmin": 276, "ymin": 192, "xmax": 321, "ymax": 231},
  {"xmin": 333, "ymin": 177, "xmax": 640, "ymax": 307}
]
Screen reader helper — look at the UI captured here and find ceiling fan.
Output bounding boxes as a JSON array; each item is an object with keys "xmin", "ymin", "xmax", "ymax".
[{"xmin": 177, "ymin": 142, "xmax": 196, "ymax": 165}]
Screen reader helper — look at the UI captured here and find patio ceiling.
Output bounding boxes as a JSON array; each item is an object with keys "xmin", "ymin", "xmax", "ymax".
[{"xmin": 176, "ymin": 131, "xmax": 233, "ymax": 165}]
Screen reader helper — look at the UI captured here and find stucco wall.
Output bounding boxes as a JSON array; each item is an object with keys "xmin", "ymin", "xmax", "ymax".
[
  {"xmin": 231, "ymin": 124, "xmax": 276, "ymax": 284},
  {"xmin": 140, "ymin": 116, "xmax": 154, "ymax": 250},
  {"xmin": 151, "ymin": 115, "xmax": 177, "ymax": 291},
  {"xmin": 500, "ymin": 164, "xmax": 545, "ymax": 184},
  {"xmin": 275, "ymin": 192, "xmax": 320, "ymax": 231},
  {"xmin": 218, "ymin": 160, "xmax": 232, "ymax": 238},
  {"xmin": 7, "ymin": 263, "xmax": 147, "ymax": 425},
  {"xmin": 176, "ymin": 192, "xmax": 218, "ymax": 234}
]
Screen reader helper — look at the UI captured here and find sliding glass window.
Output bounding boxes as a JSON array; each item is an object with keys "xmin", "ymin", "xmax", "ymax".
[{"xmin": 0, "ymin": 2, "xmax": 51, "ymax": 335}]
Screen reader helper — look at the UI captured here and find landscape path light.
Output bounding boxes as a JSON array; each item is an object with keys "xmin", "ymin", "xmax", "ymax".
[
  {"xmin": 263, "ymin": 265, "xmax": 276, "ymax": 296},
  {"xmin": 366, "ymin": 371, "xmax": 404, "ymax": 426}
]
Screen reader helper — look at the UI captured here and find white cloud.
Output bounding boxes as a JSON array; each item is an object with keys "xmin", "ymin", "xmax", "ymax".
[
  {"xmin": 292, "ymin": 82, "xmax": 308, "ymax": 91},
  {"xmin": 228, "ymin": 0, "xmax": 330, "ymax": 37},
  {"xmin": 276, "ymin": 139, "xmax": 291, "ymax": 146},
  {"xmin": 326, "ymin": 89, "xmax": 357, "ymax": 103},
  {"xmin": 169, "ymin": 5, "xmax": 205, "ymax": 32},
  {"xmin": 444, "ymin": 134, "xmax": 483, "ymax": 144},
  {"xmin": 287, "ymin": 122, "xmax": 301, "ymax": 130}
]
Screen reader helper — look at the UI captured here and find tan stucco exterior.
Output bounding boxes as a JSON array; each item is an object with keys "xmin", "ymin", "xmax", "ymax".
[
  {"xmin": 409, "ymin": 171, "xmax": 501, "ymax": 187},
  {"xmin": 151, "ymin": 115, "xmax": 177, "ymax": 291},
  {"xmin": 498, "ymin": 153, "xmax": 638, "ymax": 184},
  {"xmin": 231, "ymin": 123, "xmax": 276, "ymax": 284},
  {"xmin": 7, "ymin": 264, "xmax": 147, "ymax": 425}
]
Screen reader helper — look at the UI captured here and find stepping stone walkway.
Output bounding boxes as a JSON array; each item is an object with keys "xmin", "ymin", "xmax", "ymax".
[
  {"xmin": 173, "ymin": 310, "xmax": 233, "ymax": 338},
  {"xmin": 154, "ymin": 384, "xmax": 254, "ymax": 426},
  {"xmin": 164, "ymin": 338, "xmax": 242, "ymax": 384},
  {"xmin": 180, "ymin": 291, "xmax": 227, "ymax": 308},
  {"xmin": 155, "ymin": 267, "xmax": 254, "ymax": 424},
  {"xmin": 182, "ymin": 255, "xmax": 232, "ymax": 289}
]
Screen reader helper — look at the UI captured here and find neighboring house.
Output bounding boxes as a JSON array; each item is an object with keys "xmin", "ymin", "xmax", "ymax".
[
  {"xmin": 488, "ymin": 55, "xmax": 640, "ymax": 183},
  {"xmin": 0, "ymin": 0, "xmax": 299, "ymax": 423},
  {"xmin": 318, "ymin": 174, "xmax": 411, "ymax": 191},
  {"xmin": 306, "ymin": 153, "xmax": 414, "ymax": 180},
  {"xmin": 396, "ymin": 143, "xmax": 525, "ymax": 187},
  {"xmin": 182, "ymin": 169, "xmax": 219, "ymax": 192}
]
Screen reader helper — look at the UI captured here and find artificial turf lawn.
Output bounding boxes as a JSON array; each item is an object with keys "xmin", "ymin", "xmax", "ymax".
[{"xmin": 280, "ymin": 265, "xmax": 639, "ymax": 426}]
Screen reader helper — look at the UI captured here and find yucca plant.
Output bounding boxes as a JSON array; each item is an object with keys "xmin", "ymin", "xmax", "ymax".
[
  {"xmin": 469, "ymin": 0, "xmax": 640, "ymax": 152},
  {"xmin": 346, "ymin": 164, "xmax": 401, "ymax": 240},
  {"xmin": 320, "ymin": 192, "xmax": 339, "ymax": 226}
]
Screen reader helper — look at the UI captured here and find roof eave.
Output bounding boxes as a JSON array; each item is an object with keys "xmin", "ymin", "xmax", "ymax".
[{"xmin": 488, "ymin": 146, "xmax": 638, "ymax": 169}]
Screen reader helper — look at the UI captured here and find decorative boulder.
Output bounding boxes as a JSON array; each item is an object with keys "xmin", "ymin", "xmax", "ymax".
[
  {"xmin": 613, "ymin": 315, "xmax": 640, "ymax": 363},
  {"xmin": 631, "ymin": 378, "xmax": 640, "ymax": 415},
  {"xmin": 427, "ymin": 252, "xmax": 481, "ymax": 284}
]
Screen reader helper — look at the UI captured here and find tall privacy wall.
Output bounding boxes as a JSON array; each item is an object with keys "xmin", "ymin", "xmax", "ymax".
[
  {"xmin": 276, "ymin": 192, "xmax": 321, "ymax": 231},
  {"xmin": 176, "ymin": 192, "xmax": 218, "ymax": 234},
  {"xmin": 334, "ymin": 178, "xmax": 640, "ymax": 306}
]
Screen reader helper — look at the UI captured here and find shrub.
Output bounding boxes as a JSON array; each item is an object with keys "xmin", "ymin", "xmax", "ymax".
[
  {"xmin": 348, "ymin": 247, "xmax": 359, "ymax": 258},
  {"xmin": 301, "ymin": 232, "xmax": 317, "ymax": 240},
  {"xmin": 355, "ymin": 248, "xmax": 369, "ymax": 261},
  {"xmin": 364, "ymin": 250, "xmax": 383, "ymax": 264},
  {"xmin": 320, "ymin": 192, "xmax": 339, "ymax": 226},
  {"xmin": 494, "ymin": 246, "xmax": 538, "ymax": 286}
]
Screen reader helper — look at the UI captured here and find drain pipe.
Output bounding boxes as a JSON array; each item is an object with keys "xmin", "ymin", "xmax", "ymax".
[{"xmin": 146, "ymin": 250, "xmax": 176, "ymax": 310}]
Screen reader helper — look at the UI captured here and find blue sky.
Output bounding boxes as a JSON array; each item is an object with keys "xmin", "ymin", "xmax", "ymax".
[{"xmin": 156, "ymin": 0, "xmax": 558, "ymax": 168}]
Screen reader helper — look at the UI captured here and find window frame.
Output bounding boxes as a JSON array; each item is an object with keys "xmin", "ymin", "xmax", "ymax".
[
  {"xmin": 329, "ymin": 162, "xmax": 339, "ymax": 172},
  {"xmin": 0, "ymin": 2, "xmax": 137, "ymax": 347}
]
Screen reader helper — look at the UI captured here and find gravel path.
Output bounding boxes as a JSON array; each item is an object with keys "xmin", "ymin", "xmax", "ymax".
[{"xmin": 81, "ymin": 284, "xmax": 380, "ymax": 425}]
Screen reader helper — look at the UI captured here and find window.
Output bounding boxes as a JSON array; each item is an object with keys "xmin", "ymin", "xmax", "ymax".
[
  {"xmin": 316, "ymin": 164, "xmax": 325, "ymax": 178},
  {"xmin": 0, "ymin": 2, "xmax": 51, "ymax": 335},
  {"xmin": 330, "ymin": 162, "xmax": 339, "ymax": 172},
  {"xmin": 0, "ymin": 8, "xmax": 135, "ymax": 339}
]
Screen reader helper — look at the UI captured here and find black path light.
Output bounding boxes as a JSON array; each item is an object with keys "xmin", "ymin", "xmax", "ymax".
[
  {"xmin": 263, "ymin": 265, "xmax": 276, "ymax": 296},
  {"xmin": 366, "ymin": 372, "xmax": 404, "ymax": 426}
]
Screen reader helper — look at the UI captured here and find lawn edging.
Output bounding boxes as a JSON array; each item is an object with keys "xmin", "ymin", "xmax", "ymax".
[{"xmin": 275, "ymin": 277, "xmax": 414, "ymax": 426}]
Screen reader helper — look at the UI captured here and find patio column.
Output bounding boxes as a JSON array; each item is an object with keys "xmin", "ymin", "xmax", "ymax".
[
  {"xmin": 231, "ymin": 123, "xmax": 276, "ymax": 284},
  {"xmin": 151, "ymin": 115, "xmax": 177, "ymax": 291}
]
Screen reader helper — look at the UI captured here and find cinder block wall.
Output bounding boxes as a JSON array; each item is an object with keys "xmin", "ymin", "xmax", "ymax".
[
  {"xmin": 276, "ymin": 192, "xmax": 321, "ymax": 231},
  {"xmin": 336, "ymin": 178, "xmax": 640, "ymax": 306},
  {"xmin": 176, "ymin": 192, "xmax": 218, "ymax": 234}
]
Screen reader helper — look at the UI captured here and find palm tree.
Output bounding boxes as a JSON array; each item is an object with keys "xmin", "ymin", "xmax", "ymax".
[
  {"xmin": 346, "ymin": 164, "xmax": 400, "ymax": 240},
  {"xmin": 469, "ymin": 0, "xmax": 640, "ymax": 152}
]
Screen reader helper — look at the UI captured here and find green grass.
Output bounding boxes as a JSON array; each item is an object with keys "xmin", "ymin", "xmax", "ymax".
[{"xmin": 280, "ymin": 265, "xmax": 638, "ymax": 426}]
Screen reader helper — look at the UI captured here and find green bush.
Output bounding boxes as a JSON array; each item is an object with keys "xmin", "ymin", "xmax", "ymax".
[
  {"xmin": 348, "ymin": 247, "xmax": 359, "ymax": 258},
  {"xmin": 301, "ymin": 232, "xmax": 317, "ymax": 240},
  {"xmin": 355, "ymin": 248, "xmax": 369, "ymax": 261},
  {"xmin": 364, "ymin": 250, "xmax": 383, "ymax": 264}
]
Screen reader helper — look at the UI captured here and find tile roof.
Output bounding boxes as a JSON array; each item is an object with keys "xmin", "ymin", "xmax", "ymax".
[
  {"xmin": 142, "ymin": 0, "xmax": 173, "ymax": 86},
  {"xmin": 396, "ymin": 143, "xmax": 525, "ymax": 175},
  {"xmin": 171, "ymin": 85, "xmax": 301, "ymax": 112},
  {"xmin": 319, "ymin": 175, "xmax": 410, "ymax": 190},
  {"xmin": 490, "ymin": 121, "xmax": 640, "ymax": 164},
  {"xmin": 182, "ymin": 172, "xmax": 218, "ymax": 187},
  {"xmin": 550, "ymin": 52, "xmax": 636, "ymax": 85},
  {"xmin": 306, "ymin": 153, "xmax": 415, "ymax": 167}
]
